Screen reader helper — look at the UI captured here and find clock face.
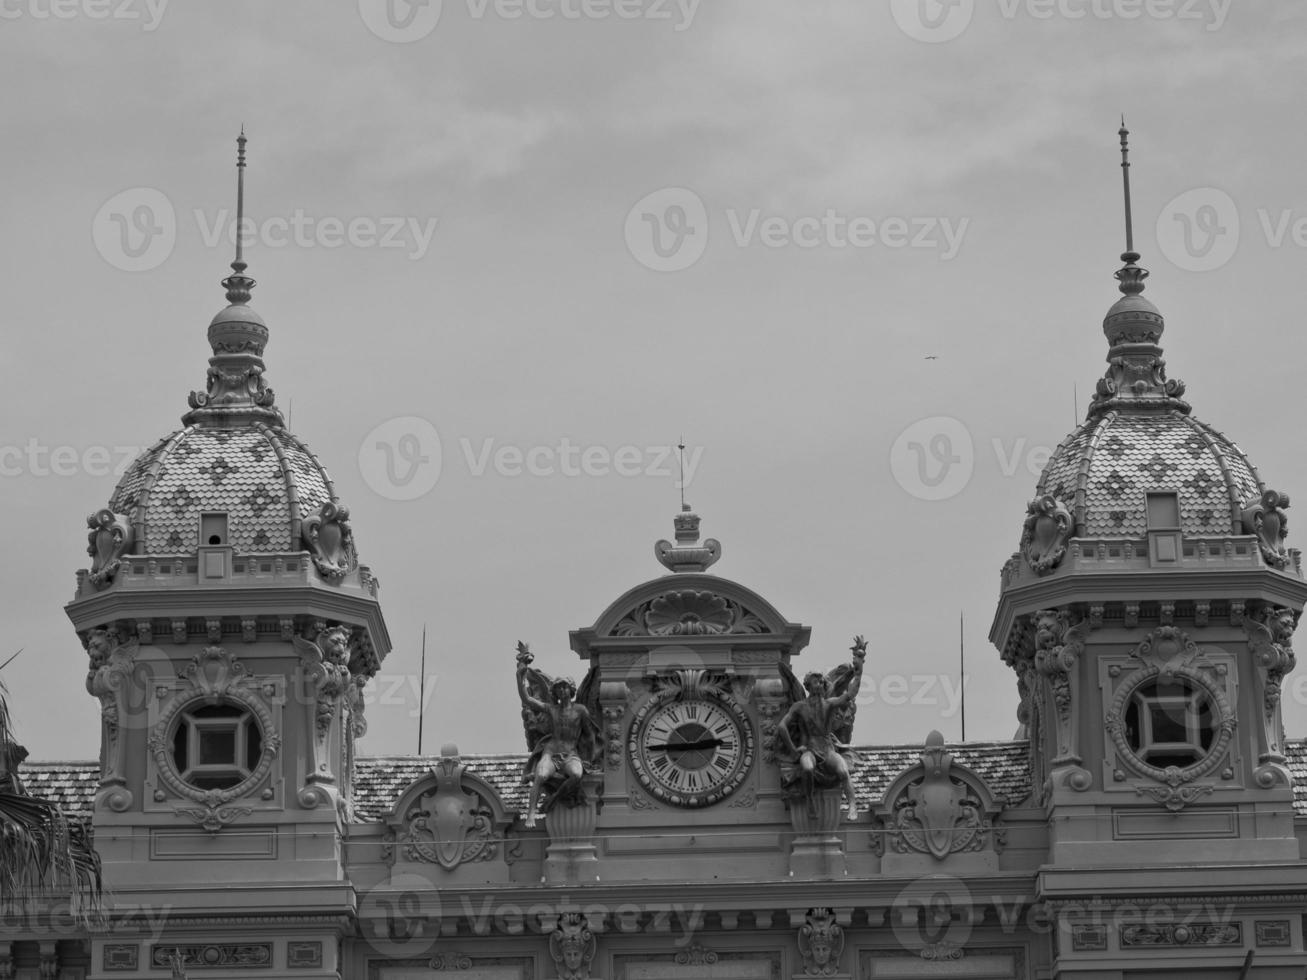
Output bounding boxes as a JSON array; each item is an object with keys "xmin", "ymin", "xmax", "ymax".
[{"xmin": 629, "ymin": 694, "xmax": 754, "ymax": 807}]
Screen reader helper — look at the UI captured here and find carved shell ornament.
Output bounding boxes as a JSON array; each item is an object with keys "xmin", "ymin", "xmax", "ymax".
[
  {"xmin": 1021, "ymin": 496, "xmax": 1072, "ymax": 574},
  {"xmin": 646, "ymin": 590, "xmax": 732, "ymax": 635}
]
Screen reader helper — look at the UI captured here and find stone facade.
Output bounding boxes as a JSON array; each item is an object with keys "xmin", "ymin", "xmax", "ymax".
[{"xmin": 6, "ymin": 138, "xmax": 1307, "ymax": 980}]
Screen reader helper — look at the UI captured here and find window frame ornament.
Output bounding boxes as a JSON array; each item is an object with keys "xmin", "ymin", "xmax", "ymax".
[
  {"xmin": 1104, "ymin": 627, "xmax": 1234, "ymax": 809},
  {"xmin": 147, "ymin": 645, "xmax": 282, "ymax": 828}
]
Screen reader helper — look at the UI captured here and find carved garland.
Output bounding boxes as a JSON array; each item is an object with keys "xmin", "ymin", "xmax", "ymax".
[{"xmin": 147, "ymin": 646, "xmax": 281, "ymax": 825}]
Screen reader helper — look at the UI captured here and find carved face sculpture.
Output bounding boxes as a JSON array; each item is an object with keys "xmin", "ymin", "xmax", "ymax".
[
  {"xmin": 321, "ymin": 628, "xmax": 350, "ymax": 667},
  {"xmin": 550, "ymin": 917, "xmax": 593, "ymax": 974},
  {"xmin": 804, "ymin": 672, "xmax": 829, "ymax": 697},
  {"xmin": 86, "ymin": 629, "xmax": 112, "ymax": 669},
  {"xmin": 551, "ymin": 679, "xmax": 576, "ymax": 704},
  {"xmin": 1271, "ymin": 608, "xmax": 1297, "ymax": 646}
]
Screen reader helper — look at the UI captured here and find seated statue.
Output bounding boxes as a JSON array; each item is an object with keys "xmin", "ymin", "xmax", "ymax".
[
  {"xmin": 515, "ymin": 642, "xmax": 603, "ymax": 829},
  {"xmin": 776, "ymin": 635, "xmax": 867, "ymax": 819}
]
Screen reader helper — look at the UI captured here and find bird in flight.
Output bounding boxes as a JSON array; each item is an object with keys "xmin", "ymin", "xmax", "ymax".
[{"xmin": 924, "ymin": 355, "xmax": 939, "ymax": 360}]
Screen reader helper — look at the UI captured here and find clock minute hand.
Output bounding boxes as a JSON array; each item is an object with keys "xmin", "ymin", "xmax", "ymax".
[{"xmin": 646, "ymin": 738, "xmax": 726, "ymax": 752}]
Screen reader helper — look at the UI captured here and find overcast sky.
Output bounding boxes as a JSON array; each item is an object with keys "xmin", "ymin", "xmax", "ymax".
[{"xmin": 5, "ymin": 1, "xmax": 1307, "ymax": 763}]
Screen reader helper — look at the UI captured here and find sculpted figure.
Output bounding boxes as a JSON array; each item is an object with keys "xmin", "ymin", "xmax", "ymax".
[
  {"xmin": 516, "ymin": 642, "xmax": 602, "ymax": 829},
  {"xmin": 776, "ymin": 636, "xmax": 866, "ymax": 819}
]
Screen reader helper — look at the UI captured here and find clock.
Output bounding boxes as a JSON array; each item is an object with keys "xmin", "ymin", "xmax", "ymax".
[{"xmin": 628, "ymin": 691, "xmax": 754, "ymax": 807}]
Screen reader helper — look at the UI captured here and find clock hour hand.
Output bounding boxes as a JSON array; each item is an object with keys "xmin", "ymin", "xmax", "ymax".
[{"xmin": 645, "ymin": 738, "xmax": 726, "ymax": 752}]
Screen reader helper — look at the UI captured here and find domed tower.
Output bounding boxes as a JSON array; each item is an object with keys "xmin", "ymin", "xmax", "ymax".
[
  {"xmin": 65, "ymin": 134, "xmax": 388, "ymax": 978},
  {"xmin": 990, "ymin": 127, "xmax": 1307, "ymax": 873}
]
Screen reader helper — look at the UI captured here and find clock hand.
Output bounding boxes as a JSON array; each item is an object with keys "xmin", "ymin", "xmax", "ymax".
[{"xmin": 646, "ymin": 738, "xmax": 726, "ymax": 752}]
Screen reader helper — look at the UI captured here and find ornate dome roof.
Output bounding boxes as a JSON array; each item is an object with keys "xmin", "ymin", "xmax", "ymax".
[
  {"xmin": 1034, "ymin": 411, "xmax": 1263, "ymax": 538},
  {"xmin": 108, "ymin": 424, "xmax": 337, "ymax": 555}
]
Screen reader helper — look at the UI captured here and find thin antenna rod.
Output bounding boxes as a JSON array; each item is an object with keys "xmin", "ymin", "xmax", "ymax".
[
  {"xmin": 1119, "ymin": 116, "xmax": 1134, "ymax": 255},
  {"xmin": 0, "ymin": 649, "xmax": 22, "ymax": 673},
  {"xmin": 417, "ymin": 625, "xmax": 427, "ymax": 755},
  {"xmin": 959, "ymin": 610, "xmax": 967, "ymax": 742},
  {"xmin": 677, "ymin": 437, "xmax": 687, "ymax": 510},
  {"xmin": 234, "ymin": 125, "xmax": 248, "ymax": 267},
  {"xmin": 1073, "ymin": 383, "xmax": 1079, "ymax": 426}
]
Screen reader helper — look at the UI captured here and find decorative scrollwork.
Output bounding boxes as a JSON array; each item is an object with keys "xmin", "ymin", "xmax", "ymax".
[
  {"xmin": 609, "ymin": 589, "xmax": 770, "ymax": 636},
  {"xmin": 1021, "ymin": 496, "xmax": 1072, "ymax": 574},
  {"xmin": 86, "ymin": 509, "xmax": 133, "ymax": 587},
  {"xmin": 302, "ymin": 502, "xmax": 358, "ymax": 582},
  {"xmin": 1242, "ymin": 489, "xmax": 1291, "ymax": 569},
  {"xmin": 399, "ymin": 753, "xmax": 501, "ymax": 870}
]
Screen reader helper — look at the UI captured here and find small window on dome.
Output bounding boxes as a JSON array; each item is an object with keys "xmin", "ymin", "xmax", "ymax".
[
  {"xmin": 201, "ymin": 512, "xmax": 229, "ymax": 546},
  {"xmin": 1146, "ymin": 492, "xmax": 1180, "ymax": 530},
  {"xmin": 1123, "ymin": 678, "xmax": 1215, "ymax": 770},
  {"xmin": 171, "ymin": 702, "xmax": 263, "ymax": 791}
]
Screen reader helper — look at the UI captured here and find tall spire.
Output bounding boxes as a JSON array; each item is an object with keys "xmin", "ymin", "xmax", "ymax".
[
  {"xmin": 1090, "ymin": 121, "xmax": 1186, "ymax": 418},
  {"xmin": 184, "ymin": 128, "xmax": 279, "ymax": 426},
  {"xmin": 1112, "ymin": 117, "xmax": 1149, "ymax": 302},
  {"xmin": 221, "ymin": 126, "xmax": 255, "ymax": 305}
]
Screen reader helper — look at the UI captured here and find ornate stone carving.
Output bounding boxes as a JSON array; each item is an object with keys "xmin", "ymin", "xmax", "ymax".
[
  {"xmin": 797, "ymin": 909, "xmax": 844, "ymax": 976},
  {"xmin": 776, "ymin": 636, "xmax": 866, "ymax": 819},
  {"xmin": 1242, "ymin": 489, "xmax": 1291, "ymax": 569},
  {"xmin": 85, "ymin": 628, "xmax": 141, "ymax": 811},
  {"xmin": 430, "ymin": 953, "xmax": 474, "ymax": 970},
  {"xmin": 172, "ymin": 619, "xmax": 188, "ymax": 644},
  {"xmin": 86, "ymin": 509, "xmax": 133, "ymax": 587},
  {"xmin": 292, "ymin": 625, "xmax": 353, "ymax": 807},
  {"xmin": 601, "ymin": 703, "xmax": 625, "ymax": 770},
  {"xmin": 302, "ymin": 502, "xmax": 357, "ymax": 581},
  {"xmin": 756, "ymin": 697, "xmax": 785, "ymax": 764},
  {"xmin": 674, "ymin": 944, "xmax": 718, "ymax": 966},
  {"xmin": 1031, "ymin": 609, "xmax": 1088, "ymax": 770},
  {"xmin": 1104, "ymin": 626, "xmax": 1235, "ymax": 808},
  {"xmin": 241, "ymin": 618, "xmax": 257, "ymax": 643},
  {"xmin": 609, "ymin": 589, "xmax": 769, "ymax": 637},
  {"xmin": 395, "ymin": 750, "xmax": 506, "ymax": 869},
  {"xmin": 872, "ymin": 731, "xmax": 1005, "ymax": 860},
  {"xmin": 1021, "ymin": 496, "xmax": 1072, "ymax": 574},
  {"xmin": 548, "ymin": 913, "xmax": 596, "ymax": 980},
  {"xmin": 1245, "ymin": 605, "xmax": 1298, "ymax": 784},
  {"xmin": 1120, "ymin": 922, "xmax": 1240, "ymax": 946},
  {"xmin": 147, "ymin": 646, "xmax": 280, "ymax": 825},
  {"xmin": 173, "ymin": 804, "xmax": 253, "ymax": 833},
  {"xmin": 151, "ymin": 944, "xmax": 274, "ymax": 970},
  {"xmin": 206, "ymin": 618, "xmax": 223, "ymax": 643},
  {"xmin": 654, "ymin": 506, "xmax": 720, "ymax": 573},
  {"xmin": 516, "ymin": 643, "xmax": 603, "ymax": 828}
]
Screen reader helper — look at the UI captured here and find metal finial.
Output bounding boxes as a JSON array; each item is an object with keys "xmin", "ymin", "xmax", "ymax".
[
  {"xmin": 222, "ymin": 127, "xmax": 255, "ymax": 305},
  {"xmin": 1113, "ymin": 119, "xmax": 1147, "ymax": 298},
  {"xmin": 677, "ymin": 437, "xmax": 687, "ymax": 512},
  {"xmin": 1119, "ymin": 116, "xmax": 1134, "ymax": 255}
]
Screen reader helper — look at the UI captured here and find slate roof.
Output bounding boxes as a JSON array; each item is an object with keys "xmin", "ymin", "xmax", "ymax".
[
  {"xmin": 1035, "ymin": 410, "xmax": 1263, "ymax": 537},
  {"xmin": 108, "ymin": 424, "xmax": 335, "ymax": 555},
  {"xmin": 22, "ymin": 741, "xmax": 1307, "ymax": 828}
]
